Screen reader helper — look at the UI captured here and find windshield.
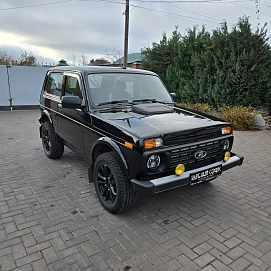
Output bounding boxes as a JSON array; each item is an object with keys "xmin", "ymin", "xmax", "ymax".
[{"xmin": 87, "ymin": 73, "xmax": 172, "ymax": 106}]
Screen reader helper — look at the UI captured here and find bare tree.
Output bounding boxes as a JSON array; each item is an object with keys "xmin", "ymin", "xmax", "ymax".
[
  {"xmin": 19, "ymin": 50, "xmax": 37, "ymax": 66},
  {"xmin": 105, "ymin": 45, "xmax": 123, "ymax": 65},
  {"xmin": 71, "ymin": 52, "xmax": 90, "ymax": 65},
  {"xmin": 0, "ymin": 50, "xmax": 37, "ymax": 66},
  {"xmin": 0, "ymin": 50, "xmax": 14, "ymax": 65},
  {"xmin": 80, "ymin": 52, "xmax": 88, "ymax": 66},
  {"xmin": 71, "ymin": 53, "xmax": 77, "ymax": 66}
]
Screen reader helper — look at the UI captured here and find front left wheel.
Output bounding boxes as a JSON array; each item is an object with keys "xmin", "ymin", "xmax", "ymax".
[{"xmin": 93, "ymin": 152, "xmax": 137, "ymax": 214}]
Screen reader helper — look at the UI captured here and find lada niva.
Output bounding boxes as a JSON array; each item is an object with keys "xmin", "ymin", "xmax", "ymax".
[{"xmin": 39, "ymin": 66, "xmax": 244, "ymax": 214}]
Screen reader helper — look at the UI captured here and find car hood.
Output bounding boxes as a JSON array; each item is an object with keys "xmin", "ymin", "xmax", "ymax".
[{"xmin": 94, "ymin": 105, "xmax": 227, "ymax": 141}]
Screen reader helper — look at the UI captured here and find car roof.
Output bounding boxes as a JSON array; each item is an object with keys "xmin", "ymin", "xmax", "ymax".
[{"xmin": 48, "ymin": 66, "xmax": 158, "ymax": 76}]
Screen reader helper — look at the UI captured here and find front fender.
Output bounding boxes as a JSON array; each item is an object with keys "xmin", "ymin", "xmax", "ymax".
[{"xmin": 91, "ymin": 137, "xmax": 128, "ymax": 170}]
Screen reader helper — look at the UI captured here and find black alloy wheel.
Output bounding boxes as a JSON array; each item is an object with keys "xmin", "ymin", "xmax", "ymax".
[
  {"xmin": 93, "ymin": 152, "xmax": 137, "ymax": 214},
  {"xmin": 42, "ymin": 125, "xmax": 52, "ymax": 155},
  {"xmin": 97, "ymin": 163, "xmax": 117, "ymax": 204},
  {"xmin": 41, "ymin": 121, "xmax": 64, "ymax": 159}
]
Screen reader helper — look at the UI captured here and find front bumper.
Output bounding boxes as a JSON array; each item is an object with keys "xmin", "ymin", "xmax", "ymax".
[{"xmin": 131, "ymin": 153, "xmax": 244, "ymax": 195}]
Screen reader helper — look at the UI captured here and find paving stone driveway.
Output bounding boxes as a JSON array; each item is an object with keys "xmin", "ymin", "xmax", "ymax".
[{"xmin": 0, "ymin": 110, "xmax": 271, "ymax": 271}]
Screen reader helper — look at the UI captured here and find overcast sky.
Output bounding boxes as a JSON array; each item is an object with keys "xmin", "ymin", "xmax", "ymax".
[{"xmin": 0, "ymin": 0, "xmax": 270, "ymax": 65}]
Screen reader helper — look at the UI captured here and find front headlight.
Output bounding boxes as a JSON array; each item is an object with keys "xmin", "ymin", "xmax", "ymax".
[
  {"xmin": 147, "ymin": 155, "xmax": 161, "ymax": 170},
  {"xmin": 144, "ymin": 138, "xmax": 163, "ymax": 149},
  {"xmin": 223, "ymin": 139, "xmax": 230, "ymax": 150}
]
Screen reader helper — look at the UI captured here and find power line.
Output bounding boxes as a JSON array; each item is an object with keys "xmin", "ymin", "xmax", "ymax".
[
  {"xmin": 0, "ymin": 0, "xmax": 73, "ymax": 10},
  {"xmin": 75, "ymin": 0, "xmax": 255, "ymax": 26},
  {"xmin": 165, "ymin": 3, "xmax": 231, "ymax": 23},
  {"xmin": 261, "ymin": 2, "xmax": 271, "ymax": 8},
  {"xmin": 131, "ymin": 0, "xmax": 252, "ymax": 2},
  {"xmin": 0, "ymin": 0, "xmax": 255, "ymax": 11},
  {"xmin": 129, "ymin": 3, "xmax": 223, "ymax": 24},
  {"xmin": 233, "ymin": 2, "xmax": 271, "ymax": 16},
  {"xmin": 1, "ymin": 0, "xmax": 269, "ymax": 25}
]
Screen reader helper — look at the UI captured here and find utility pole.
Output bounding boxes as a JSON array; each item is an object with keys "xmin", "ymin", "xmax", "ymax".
[
  {"xmin": 6, "ymin": 64, "xmax": 13, "ymax": 111},
  {"xmin": 255, "ymin": 0, "xmax": 260, "ymax": 27},
  {"xmin": 123, "ymin": 0, "xmax": 129, "ymax": 67}
]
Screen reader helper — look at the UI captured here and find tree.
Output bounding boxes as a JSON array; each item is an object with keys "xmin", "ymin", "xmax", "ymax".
[
  {"xmin": 105, "ymin": 45, "xmax": 123, "ymax": 65},
  {"xmin": 0, "ymin": 50, "xmax": 14, "ymax": 65},
  {"xmin": 141, "ymin": 17, "xmax": 271, "ymax": 111},
  {"xmin": 0, "ymin": 50, "xmax": 37, "ymax": 66},
  {"xmin": 19, "ymin": 50, "xmax": 37, "ymax": 66},
  {"xmin": 90, "ymin": 58, "xmax": 110, "ymax": 66},
  {"xmin": 141, "ymin": 29, "xmax": 181, "ymax": 83},
  {"xmin": 71, "ymin": 52, "xmax": 90, "ymax": 66},
  {"xmin": 80, "ymin": 52, "xmax": 88, "ymax": 66}
]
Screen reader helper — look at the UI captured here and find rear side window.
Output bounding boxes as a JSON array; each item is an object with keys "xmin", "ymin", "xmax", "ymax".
[{"xmin": 45, "ymin": 73, "xmax": 63, "ymax": 97}]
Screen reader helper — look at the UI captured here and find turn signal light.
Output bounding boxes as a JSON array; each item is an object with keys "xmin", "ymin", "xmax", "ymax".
[
  {"xmin": 125, "ymin": 142, "xmax": 133, "ymax": 149},
  {"xmin": 224, "ymin": 152, "xmax": 231, "ymax": 162},
  {"xmin": 144, "ymin": 138, "xmax": 163, "ymax": 149},
  {"xmin": 222, "ymin": 126, "xmax": 232, "ymax": 135},
  {"xmin": 175, "ymin": 164, "xmax": 185, "ymax": 176}
]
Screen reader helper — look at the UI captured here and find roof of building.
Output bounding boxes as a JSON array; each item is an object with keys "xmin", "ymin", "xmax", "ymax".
[{"xmin": 115, "ymin": 52, "xmax": 142, "ymax": 65}]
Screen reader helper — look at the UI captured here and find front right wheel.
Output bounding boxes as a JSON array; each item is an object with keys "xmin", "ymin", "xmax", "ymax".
[{"xmin": 93, "ymin": 152, "xmax": 137, "ymax": 214}]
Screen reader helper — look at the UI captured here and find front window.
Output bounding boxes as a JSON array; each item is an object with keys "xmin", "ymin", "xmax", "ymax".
[
  {"xmin": 87, "ymin": 73, "xmax": 172, "ymax": 106},
  {"xmin": 64, "ymin": 76, "xmax": 83, "ymax": 99},
  {"xmin": 45, "ymin": 73, "xmax": 63, "ymax": 97}
]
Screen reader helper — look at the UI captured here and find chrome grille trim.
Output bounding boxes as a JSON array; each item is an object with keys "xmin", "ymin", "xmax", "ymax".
[{"xmin": 169, "ymin": 139, "xmax": 224, "ymax": 169}]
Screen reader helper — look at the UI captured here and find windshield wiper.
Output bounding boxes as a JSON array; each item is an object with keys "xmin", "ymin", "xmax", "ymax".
[
  {"xmin": 132, "ymin": 99, "xmax": 173, "ymax": 105},
  {"xmin": 98, "ymin": 100, "xmax": 131, "ymax": 106},
  {"xmin": 132, "ymin": 99, "xmax": 157, "ymax": 103}
]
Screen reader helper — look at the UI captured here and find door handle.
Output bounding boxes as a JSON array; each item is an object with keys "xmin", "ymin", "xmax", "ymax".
[{"xmin": 58, "ymin": 103, "xmax": 62, "ymax": 110}]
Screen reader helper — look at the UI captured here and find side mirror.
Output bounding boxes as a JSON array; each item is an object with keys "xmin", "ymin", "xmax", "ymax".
[
  {"xmin": 170, "ymin": 92, "xmax": 177, "ymax": 102},
  {"xmin": 61, "ymin": 96, "xmax": 82, "ymax": 109}
]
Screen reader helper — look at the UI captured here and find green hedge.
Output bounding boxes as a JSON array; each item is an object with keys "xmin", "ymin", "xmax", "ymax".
[{"xmin": 141, "ymin": 17, "xmax": 271, "ymax": 113}]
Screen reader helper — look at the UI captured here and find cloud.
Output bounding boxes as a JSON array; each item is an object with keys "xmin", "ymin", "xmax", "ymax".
[{"xmin": 0, "ymin": 0, "xmax": 270, "ymax": 63}]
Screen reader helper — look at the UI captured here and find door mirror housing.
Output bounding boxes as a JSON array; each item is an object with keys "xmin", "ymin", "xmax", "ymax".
[
  {"xmin": 170, "ymin": 92, "xmax": 177, "ymax": 102},
  {"xmin": 61, "ymin": 96, "xmax": 82, "ymax": 109}
]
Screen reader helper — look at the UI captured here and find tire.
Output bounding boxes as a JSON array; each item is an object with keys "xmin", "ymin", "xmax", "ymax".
[
  {"xmin": 41, "ymin": 121, "xmax": 64, "ymax": 159},
  {"xmin": 93, "ymin": 152, "xmax": 137, "ymax": 214}
]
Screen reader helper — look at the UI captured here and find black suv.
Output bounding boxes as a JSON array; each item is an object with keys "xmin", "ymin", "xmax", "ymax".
[{"xmin": 39, "ymin": 66, "xmax": 243, "ymax": 214}]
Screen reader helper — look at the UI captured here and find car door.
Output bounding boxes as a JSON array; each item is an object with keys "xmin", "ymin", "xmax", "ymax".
[
  {"xmin": 57, "ymin": 72, "xmax": 85, "ymax": 154},
  {"xmin": 42, "ymin": 72, "xmax": 64, "ymax": 134}
]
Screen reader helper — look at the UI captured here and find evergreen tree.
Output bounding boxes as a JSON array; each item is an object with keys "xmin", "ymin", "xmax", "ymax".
[{"xmin": 141, "ymin": 16, "xmax": 271, "ymax": 111}]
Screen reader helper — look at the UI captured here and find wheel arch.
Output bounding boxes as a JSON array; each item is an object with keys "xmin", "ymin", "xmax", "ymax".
[
  {"xmin": 40, "ymin": 110, "xmax": 53, "ymax": 124},
  {"xmin": 91, "ymin": 137, "xmax": 128, "ymax": 170},
  {"xmin": 39, "ymin": 110, "xmax": 54, "ymax": 138}
]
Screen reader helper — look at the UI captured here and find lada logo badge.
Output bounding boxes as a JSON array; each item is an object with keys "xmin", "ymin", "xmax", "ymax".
[{"xmin": 194, "ymin": 150, "xmax": 207, "ymax": 159}]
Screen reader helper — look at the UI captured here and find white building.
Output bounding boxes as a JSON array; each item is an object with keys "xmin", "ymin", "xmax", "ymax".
[{"xmin": 0, "ymin": 65, "xmax": 49, "ymax": 109}]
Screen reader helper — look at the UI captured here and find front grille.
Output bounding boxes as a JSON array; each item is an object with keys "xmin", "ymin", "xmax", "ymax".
[
  {"xmin": 164, "ymin": 130, "xmax": 222, "ymax": 146},
  {"xmin": 169, "ymin": 138, "xmax": 224, "ymax": 171}
]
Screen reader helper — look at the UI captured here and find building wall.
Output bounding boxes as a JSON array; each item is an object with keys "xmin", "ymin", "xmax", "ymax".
[{"xmin": 0, "ymin": 65, "xmax": 49, "ymax": 107}]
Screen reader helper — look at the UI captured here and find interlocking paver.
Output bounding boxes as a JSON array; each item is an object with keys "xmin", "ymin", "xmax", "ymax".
[
  {"xmin": 226, "ymin": 246, "xmax": 246, "ymax": 260},
  {"xmin": 228, "ymin": 256, "xmax": 252, "ymax": 271},
  {"xmin": 209, "ymin": 248, "xmax": 233, "ymax": 265},
  {"xmin": 11, "ymin": 243, "xmax": 27, "ymax": 259},
  {"xmin": 244, "ymin": 252, "xmax": 270, "ymax": 271},
  {"xmin": 1, "ymin": 110, "xmax": 271, "ymax": 270}
]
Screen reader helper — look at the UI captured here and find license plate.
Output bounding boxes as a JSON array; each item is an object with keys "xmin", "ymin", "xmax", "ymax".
[{"xmin": 190, "ymin": 165, "xmax": 222, "ymax": 185}]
